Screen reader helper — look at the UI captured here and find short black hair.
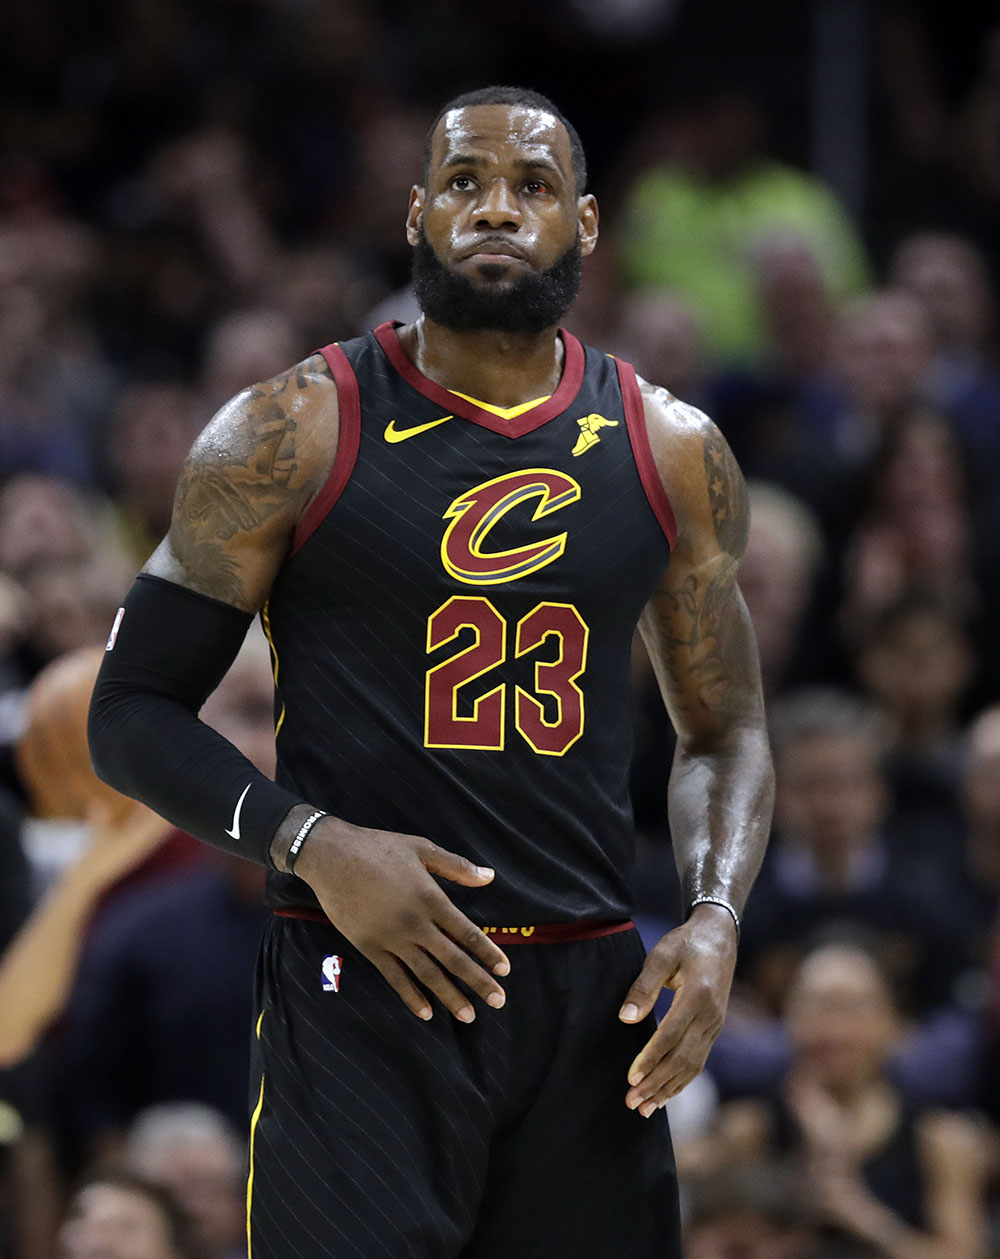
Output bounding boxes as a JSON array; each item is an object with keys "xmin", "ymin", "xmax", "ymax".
[{"xmin": 422, "ymin": 86, "xmax": 587, "ymax": 193}]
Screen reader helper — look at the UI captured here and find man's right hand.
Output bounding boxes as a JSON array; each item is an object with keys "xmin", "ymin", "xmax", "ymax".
[{"xmin": 289, "ymin": 815, "xmax": 509, "ymax": 1022}]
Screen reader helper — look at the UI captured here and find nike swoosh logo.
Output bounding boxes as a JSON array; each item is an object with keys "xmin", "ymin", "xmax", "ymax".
[
  {"xmin": 384, "ymin": 415, "xmax": 452, "ymax": 443},
  {"xmin": 225, "ymin": 783, "xmax": 252, "ymax": 840}
]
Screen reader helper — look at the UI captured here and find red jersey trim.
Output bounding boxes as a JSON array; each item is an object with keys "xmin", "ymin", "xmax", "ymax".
[
  {"xmin": 372, "ymin": 321, "xmax": 586, "ymax": 438},
  {"xmin": 291, "ymin": 343, "xmax": 362, "ymax": 555},
  {"xmin": 274, "ymin": 907, "xmax": 634, "ymax": 944},
  {"xmin": 615, "ymin": 358, "xmax": 677, "ymax": 548}
]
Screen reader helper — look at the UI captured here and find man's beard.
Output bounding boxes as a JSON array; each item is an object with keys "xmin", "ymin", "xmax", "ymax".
[{"xmin": 411, "ymin": 232, "xmax": 582, "ymax": 335}]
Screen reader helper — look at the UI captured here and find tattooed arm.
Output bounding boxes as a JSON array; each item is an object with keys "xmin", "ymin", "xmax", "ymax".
[
  {"xmin": 88, "ymin": 356, "xmax": 340, "ymax": 863},
  {"xmin": 92, "ymin": 354, "xmax": 512, "ymax": 1022},
  {"xmin": 619, "ymin": 384, "xmax": 774, "ymax": 1114},
  {"xmin": 145, "ymin": 354, "xmax": 339, "ymax": 608}
]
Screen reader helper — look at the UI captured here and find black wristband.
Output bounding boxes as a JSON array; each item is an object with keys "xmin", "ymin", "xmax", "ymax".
[
  {"xmin": 89, "ymin": 574, "xmax": 304, "ymax": 867},
  {"xmin": 286, "ymin": 810, "xmax": 328, "ymax": 876}
]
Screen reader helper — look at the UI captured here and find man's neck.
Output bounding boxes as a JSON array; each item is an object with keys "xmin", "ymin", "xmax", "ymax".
[{"xmin": 396, "ymin": 317, "xmax": 565, "ymax": 410}]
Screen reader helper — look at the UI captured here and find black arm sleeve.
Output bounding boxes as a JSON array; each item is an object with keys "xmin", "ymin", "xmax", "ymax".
[{"xmin": 88, "ymin": 574, "xmax": 304, "ymax": 867}]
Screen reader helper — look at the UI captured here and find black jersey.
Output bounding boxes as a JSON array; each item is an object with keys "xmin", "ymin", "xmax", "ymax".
[{"xmin": 263, "ymin": 322, "xmax": 674, "ymax": 924}]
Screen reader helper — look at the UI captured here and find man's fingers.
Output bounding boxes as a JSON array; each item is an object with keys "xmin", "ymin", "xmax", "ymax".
[
  {"xmin": 436, "ymin": 902, "xmax": 511, "ymax": 977},
  {"xmin": 618, "ymin": 939, "xmax": 682, "ymax": 1023},
  {"xmin": 421, "ymin": 842, "xmax": 496, "ymax": 889},
  {"xmin": 636, "ymin": 1050, "xmax": 710, "ymax": 1114},
  {"xmin": 627, "ymin": 1024, "xmax": 715, "ymax": 1113},
  {"xmin": 402, "ymin": 948, "xmax": 477, "ymax": 1023},
  {"xmin": 429, "ymin": 934, "xmax": 506, "ymax": 1010},
  {"xmin": 372, "ymin": 953, "xmax": 433, "ymax": 1022},
  {"xmin": 627, "ymin": 1004, "xmax": 696, "ymax": 1090},
  {"xmin": 626, "ymin": 1034, "xmax": 705, "ymax": 1109}
]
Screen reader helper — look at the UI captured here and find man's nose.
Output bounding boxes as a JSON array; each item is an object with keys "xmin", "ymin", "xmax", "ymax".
[{"xmin": 474, "ymin": 179, "xmax": 521, "ymax": 230}]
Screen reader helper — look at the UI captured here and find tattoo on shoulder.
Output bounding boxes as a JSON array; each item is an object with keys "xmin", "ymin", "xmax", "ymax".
[
  {"xmin": 169, "ymin": 358, "xmax": 331, "ymax": 604},
  {"xmin": 268, "ymin": 354, "xmax": 332, "ymax": 397},
  {"xmin": 701, "ymin": 423, "xmax": 749, "ymax": 558}
]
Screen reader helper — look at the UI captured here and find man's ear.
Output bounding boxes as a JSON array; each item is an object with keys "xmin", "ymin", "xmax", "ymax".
[
  {"xmin": 406, "ymin": 186, "xmax": 425, "ymax": 246},
  {"xmin": 577, "ymin": 193, "xmax": 599, "ymax": 257}
]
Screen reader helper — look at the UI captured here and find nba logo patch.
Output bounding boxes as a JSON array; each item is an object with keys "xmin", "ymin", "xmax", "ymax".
[{"xmin": 321, "ymin": 954, "xmax": 342, "ymax": 993}]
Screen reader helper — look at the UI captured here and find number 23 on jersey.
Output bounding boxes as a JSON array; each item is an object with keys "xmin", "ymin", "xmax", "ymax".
[{"xmin": 424, "ymin": 596, "xmax": 589, "ymax": 757}]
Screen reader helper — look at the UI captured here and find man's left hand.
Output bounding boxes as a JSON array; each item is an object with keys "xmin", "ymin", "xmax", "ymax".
[{"xmin": 619, "ymin": 904, "xmax": 737, "ymax": 1116}]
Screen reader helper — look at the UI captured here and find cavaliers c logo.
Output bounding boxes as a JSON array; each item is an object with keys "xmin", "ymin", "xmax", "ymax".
[{"xmin": 440, "ymin": 468, "xmax": 582, "ymax": 585}]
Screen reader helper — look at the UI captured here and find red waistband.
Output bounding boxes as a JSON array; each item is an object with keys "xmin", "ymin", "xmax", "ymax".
[{"xmin": 273, "ymin": 908, "xmax": 634, "ymax": 944}]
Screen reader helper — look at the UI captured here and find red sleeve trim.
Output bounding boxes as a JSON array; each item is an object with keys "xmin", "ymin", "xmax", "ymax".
[
  {"xmin": 615, "ymin": 358, "xmax": 677, "ymax": 549},
  {"xmin": 291, "ymin": 343, "xmax": 362, "ymax": 555}
]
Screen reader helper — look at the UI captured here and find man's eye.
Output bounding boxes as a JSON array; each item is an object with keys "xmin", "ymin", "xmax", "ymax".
[
  {"xmin": 524, "ymin": 180, "xmax": 549, "ymax": 195},
  {"xmin": 451, "ymin": 175, "xmax": 475, "ymax": 190}
]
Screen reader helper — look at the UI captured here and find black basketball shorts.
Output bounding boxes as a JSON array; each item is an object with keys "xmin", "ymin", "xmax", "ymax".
[{"xmin": 246, "ymin": 915, "xmax": 680, "ymax": 1258}]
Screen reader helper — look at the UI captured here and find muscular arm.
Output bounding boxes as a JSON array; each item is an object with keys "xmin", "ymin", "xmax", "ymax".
[
  {"xmin": 89, "ymin": 350, "xmax": 510, "ymax": 1020},
  {"xmin": 149, "ymin": 353, "xmax": 337, "ymax": 610},
  {"xmin": 89, "ymin": 356, "xmax": 339, "ymax": 865},
  {"xmin": 640, "ymin": 390, "xmax": 772, "ymax": 923},
  {"xmin": 620, "ymin": 385, "xmax": 774, "ymax": 1113}
]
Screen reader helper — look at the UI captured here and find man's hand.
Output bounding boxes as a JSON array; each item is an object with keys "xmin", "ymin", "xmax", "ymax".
[
  {"xmin": 619, "ymin": 904, "xmax": 737, "ymax": 1115},
  {"xmin": 293, "ymin": 817, "xmax": 510, "ymax": 1023}
]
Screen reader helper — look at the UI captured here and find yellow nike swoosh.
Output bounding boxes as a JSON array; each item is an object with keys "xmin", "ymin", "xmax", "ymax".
[{"xmin": 384, "ymin": 415, "xmax": 452, "ymax": 443}]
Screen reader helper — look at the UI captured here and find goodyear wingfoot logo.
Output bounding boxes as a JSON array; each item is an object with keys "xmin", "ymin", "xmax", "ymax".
[
  {"xmin": 441, "ymin": 469, "xmax": 581, "ymax": 585},
  {"xmin": 572, "ymin": 413, "xmax": 618, "ymax": 456}
]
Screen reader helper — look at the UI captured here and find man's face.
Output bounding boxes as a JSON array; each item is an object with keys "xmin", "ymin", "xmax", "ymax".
[
  {"xmin": 58, "ymin": 1184, "xmax": 181, "ymax": 1259},
  {"xmin": 775, "ymin": 734, "xmax": 887, "ymax": 857},
  {"xmin": 407, "ymin": 104, "xmax": 598, "ymax": 334}
]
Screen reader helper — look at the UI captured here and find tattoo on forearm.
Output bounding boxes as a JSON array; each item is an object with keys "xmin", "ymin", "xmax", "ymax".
[{"xmin": 701, "ymin": 424, "xmax": 749, "ymax": 557}]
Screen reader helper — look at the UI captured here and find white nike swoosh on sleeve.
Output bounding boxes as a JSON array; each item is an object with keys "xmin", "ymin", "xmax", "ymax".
[{"xmin": 225, "ymin": 783, "xmax": 252, "ymax": 839}]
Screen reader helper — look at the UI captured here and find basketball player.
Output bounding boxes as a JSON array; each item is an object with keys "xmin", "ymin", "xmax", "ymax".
[{"xmin": 90, "ymin": 87, "xmax": 774, "ymax": 1258}]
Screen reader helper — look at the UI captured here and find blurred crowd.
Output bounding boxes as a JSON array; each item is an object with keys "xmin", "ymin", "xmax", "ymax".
[{"xmin": 2, "ymin": 0, "xmax": 1000, "ymax": 1256}]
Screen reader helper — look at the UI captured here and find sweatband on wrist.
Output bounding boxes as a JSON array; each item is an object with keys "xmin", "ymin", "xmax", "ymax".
[
  {"xmin": 286, "ymin": 810, "xmax": 327, "ymax": 876},
  {"xmin": 88, "ymin": 573, "xmax": 304, "ymax": 867}
]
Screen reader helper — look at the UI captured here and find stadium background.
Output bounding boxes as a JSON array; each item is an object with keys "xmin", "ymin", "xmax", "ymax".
[{"xmin": 1, "ymin": 1, "xmax": 1000, "ymax": 1255}]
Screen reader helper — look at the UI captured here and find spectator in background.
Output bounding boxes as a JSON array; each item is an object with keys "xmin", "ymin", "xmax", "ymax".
[
  {"xmin": 0, "ymin": 211, "xmax": 111, "ymax": 487},
  {"xmin": 271, "ymin": 245, "xmax": 379, "ymax": 352},
  {"xmin": 0, "ymin": 477, "xmax": 106, "ymax": 582},
  {"xmin": 826, "ymin": 292, "xmax": 935, "ymax": 466},
  {"xmin": 839, "ymin": 408, "xmax": 981, "ymax": 638},
  {"xmin": 145, "ymin": 127, "xmax": 280, "ymax": 306},
  {"xmin": 57, "ymin": 1170, "xmax": 194, "ymax": 1259},
  {"xmin": 740, "ymin": 689, "xmax": 967, "ymax": 1016},
  {"xmin": 561, "ymin": 245, "xmax": 628, "ymax": 354},
  {"xmin": 104, "ymin": 382, "xmax": 203, "ymax": 566},
  {"xmin": 691, "ymin": 944, "xmax": 989, "ymax": 1259},
  {"xmin": 0, "ymin": 643, "xmax": 211, "ymax": 1258},
  {"xmin": 684, "ymin": 1162, "xmax": 821, "ymax": 1259},
  {"xmin": 616, "ymin": 290, "xmax": 710, "ymax": 412},
  {"xmin": 0, "ymin": 476, "xmax": 132, "ymax": 707},
  {"xmin": 0, "ymin": 648, "xmax": 173, "ymax": 1069},
  {"xmin": 853, "ymin": 593, "xmax": 975, "ymax": 871},
  {"xmin": 954, "ymin": 707, "xmax": 1000, "ymax": 974},
  {"xmin": 618, "ymin": 86, "xmax": 869, "ymax": 366},
  {"xmin": 710, "ymin": 236, "xmax": 850, "ymax": 525},
  {"xmin": 198, "ymin": 309, "xmax": 300, "ymax": 416},
  {"xmin": 125, "ymin": 1104, "xmax": 243, "ymax": 1259},
  {"xmin": 339, "ymin": 105, "xmax": 433, "ymax": 287},
  {"xmin": 739, "ymin": 482, "xmax": 827, "ymax": 697},
  {"xmin": 890, "ymin": 232, "xmax": 1000, "ymax": 460},
  {"xmin": 58, "ymin": 631, "xmax": 275, "ymax": 1152}
]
